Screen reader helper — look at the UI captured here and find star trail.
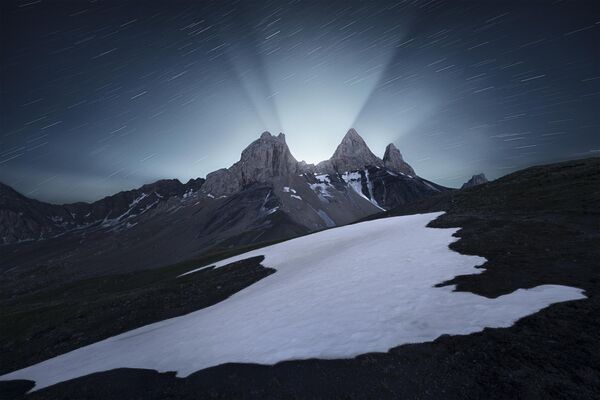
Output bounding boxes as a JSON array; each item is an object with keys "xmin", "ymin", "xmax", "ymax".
[{"xmin": 1, "ymin": 0, "xmax": 599, "ymax": 202}]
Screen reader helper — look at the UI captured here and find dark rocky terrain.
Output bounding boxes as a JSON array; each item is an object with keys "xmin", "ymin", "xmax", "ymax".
[
  {"xmin": 0, "ymin": 178, "xmax": 205, "ymax": 244},
  {"xmin": 1, "ymin": 157, "xmax": 598, "ymax": 399},
  {"xmin": 0, "ymin": 252, "xmax": 276, "ymax": 373},
  {"xmin": 461, "ymin": 173, "xmax": 488, "ymax": 189}
]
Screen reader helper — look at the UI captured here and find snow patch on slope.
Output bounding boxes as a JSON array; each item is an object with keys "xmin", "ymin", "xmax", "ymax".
[
  {"xmin": 342, "ymin": 170, "xmax": 384, "ymax": 210},
  {"xmin": 364, "ymin": 169, "xmax": 385, "ymax": 210},
  {"xmin": 1, "ymin": 212, "xmax": 585, "ymax": 391},
  {"xmin": 341, "ymin": 171, "xmax": 365, "ymax": 199},
  {"xmin": 309, "ymin": 174, "xmax": 333, "ymax": 202}
]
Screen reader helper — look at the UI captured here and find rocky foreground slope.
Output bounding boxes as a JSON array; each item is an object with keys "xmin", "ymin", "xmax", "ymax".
[{"xmin": 1, "ymin": 212, "xmax": 585, "ymax": 392}]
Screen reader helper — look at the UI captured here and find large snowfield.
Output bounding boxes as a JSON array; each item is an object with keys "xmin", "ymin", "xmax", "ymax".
[{"xmin": 1, "ymin": 212, "xmax": 586, "ymax": 391}]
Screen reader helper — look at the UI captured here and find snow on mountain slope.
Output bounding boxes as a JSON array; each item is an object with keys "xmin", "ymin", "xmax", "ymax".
[{"xmin": 0, "ymin": 212, "xmax": 585, "ymax": 391}]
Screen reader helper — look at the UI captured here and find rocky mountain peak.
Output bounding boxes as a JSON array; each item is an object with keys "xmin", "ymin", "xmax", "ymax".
[
  {"xmin": 319, "ymin": 128, "xmax": 383, "ymax": 173},
  {"xmin": 384, "ymin": 143, "xmax": 402, "ymax": 160},
  {"xmin": 383, "ymin": 143, "xmax": 415, "ymax": 176},
  {"xmin": 333, "ymin": 129, "xmax": 375, "ymax": 158},
  {"xmin": 259, "ymin": 131, "xmax": 286, "ymax": 142},
  {"xmin": 461, "ymin": 173, "xmax": 488, "ymax": 189},
  {"xmin": 239, "ymin": 131, "xmax": 296, "ymax": 167},
  {"xmin": 203, "ymin": 131, "xmax": 298, "ymax": 195},
  {"xmin": 260, "ymin": 131, "xmax": 272, "ymax": 140},
  {"xmin": 342, "ymin": 128, "xmax": 361, "ymax": 140}
]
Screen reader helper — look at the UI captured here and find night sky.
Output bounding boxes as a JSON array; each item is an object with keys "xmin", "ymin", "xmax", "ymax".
[{"xmin": 1, "ymin": 0, "xmax": 599, "ymax": 203}]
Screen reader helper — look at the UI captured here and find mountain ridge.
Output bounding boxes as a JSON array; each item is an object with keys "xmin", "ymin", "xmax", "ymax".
[
  {"xmin": 1, "ymin": 128, "xmax": 414, "ymax": 206},
  {"xmin": 0, "ymin": 128, "xmax": 449, "ymax": 280}
]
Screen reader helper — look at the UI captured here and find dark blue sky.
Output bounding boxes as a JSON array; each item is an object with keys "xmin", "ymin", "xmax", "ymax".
[{"xmin": 1, "ymin": 0, "xmax": 599, "ymax": 203}]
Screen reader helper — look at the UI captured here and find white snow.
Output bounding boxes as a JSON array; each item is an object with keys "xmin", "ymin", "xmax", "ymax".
[
  {"xmin": 260, "ymin": 206, "xmax": 279, "ymax": 216},
  {"xmin": 129, "ymin": 192, "xmax": 148, "ymax": 207},
  {"xmin": 341, "ymin": 171, "xmax": 365, "ymax": 198},
  {"xmin": 364, "ymin": 169, "xmax": 385, "ymax": 211},
  {"xmin": 308, "ymin": 174, "xmax": 333, "ymax": 202},
  {"xmin": 283, "ymin": 186, "xmax": 297, "ymax": 194},
  {"xmin": 341, "ymin": 171, "xmax": 361, "ymax": 181},
  {"xmin": 290, "ymin": 194, "xmax": 302, "ymax": 200},
  {"xmin": 315, "ymin": 174, "xmax": 330, "ymax": 183},
  {"xmin": 0, "ymin": 212, "xmax": 585, "ymax": 391},
  {"xmin": 342, "ymin": 170, "xmax": 385, "ymax": 211},
  {"xmin": 259, "ymin": 191, "xmax": 277, "ymax": 216}
]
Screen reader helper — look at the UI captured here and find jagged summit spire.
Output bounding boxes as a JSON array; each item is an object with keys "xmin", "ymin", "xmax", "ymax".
[
  {"xmin": 332, "ymin": 129, "xmax": 375, "ymax": 158},
  {"xmin": 316, "ymin": 128, "xmax": 383, "ymax": 173},
  {"xmin": 259, "ymin": 131, "xmax": 286, "ymax": 143},
  {"xmin": 203, "ymin": 130, "xmax": 297, "ymax": 195},
  {"xmin": 342, "ymin": 128, "xmax": 362, "ymax": 140},
  {"xmin": 384, "ymin": 143, "xmax": 402, "ymax": 160},
  {"xmin": 204, "ymin": 129, "xmax": 420, "ymax": 196},
  {"xmin": 383, "ymin": 143, "xmax": 415, "ymax": 175},
  {"xmin": 461, "ymin": 173, "xmax": 488, "ymax": 189}
]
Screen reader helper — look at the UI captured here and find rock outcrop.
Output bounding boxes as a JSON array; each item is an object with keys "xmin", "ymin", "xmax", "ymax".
[
  {"xmin": 383, "ymin": 143, "xmax": 415, "ymax": 176},
  {"xmin": 461, "ymin": 173, "xmax": 488, "ymax": 189},
  {"xmin": 316, "ymin": 129, "xmax": 384, "ymax": 173},
  {"xmin": 314, "ymin": 129, "xmax": 416, "ymax": 178},
  {"xmin": 203, "ymin": 132, "xmax": 298, "ymax": 196}
]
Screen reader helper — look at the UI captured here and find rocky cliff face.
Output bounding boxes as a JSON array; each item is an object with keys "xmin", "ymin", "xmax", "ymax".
[
  {"xmin": 461, "ymin": 173, "xmax": 488, "ymax": 189},
  {"xmin": 316, "ymin": 129, "xmax": 384, "ymax": 173},
  {"xmin": 203, "ymin": 132, "xmax": 298, "ymax": 196},
  {"xmin": 202, "ymin": 168, "xmax": 241, "ymax": 196},
  {"xmin": 203, "ymin": 128, "xmax": 418, "ymax": 195},
  {"xmin": 383, "ymin": 143, "xmax": 415, "ymax": 176}
]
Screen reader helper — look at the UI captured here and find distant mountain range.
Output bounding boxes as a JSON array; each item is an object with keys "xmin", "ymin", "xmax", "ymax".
[{"xmin": 1, "ymin": 129, "xmax": 458, "ymax": 278}]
